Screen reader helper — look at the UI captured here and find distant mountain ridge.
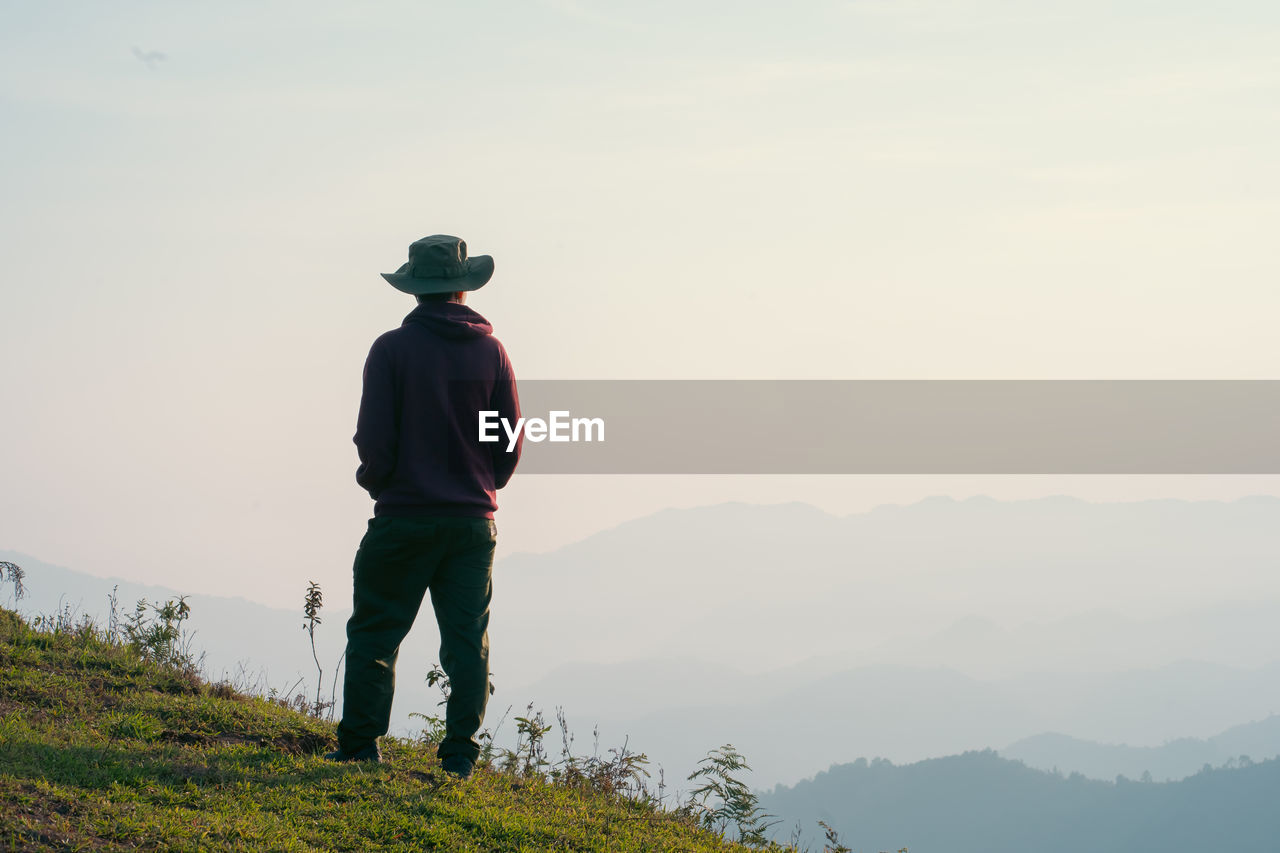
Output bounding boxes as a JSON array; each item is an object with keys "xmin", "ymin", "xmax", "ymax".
[
  {"xmin": 524, "ymin": 657, "xmax": 1280, "ymax": 786},
  {"xmin": 490, "ymin": 494, "xmax": 1280, "ymax": 680},
  {"xmin": 1002, "ymin": 715, "xmax": 1280, "ymax": 782},
  {"xmin": 760, "ymin": 750, "xmax": 1280, "ymax": 853}
]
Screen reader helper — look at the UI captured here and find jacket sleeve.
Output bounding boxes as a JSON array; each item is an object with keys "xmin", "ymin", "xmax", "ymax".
[
  {"xmin": 353, "ymin": 337, "xmax": 398, "ymax": 499},
  {"xmin": 490, "ymin": 341, "xmax": 522, "ymax": 489}
]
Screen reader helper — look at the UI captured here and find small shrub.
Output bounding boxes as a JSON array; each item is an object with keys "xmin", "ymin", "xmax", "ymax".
[
  {"xmin": 818, "ymin": 820, "xmax": 852, "ymax": 853},
  {"xmin": 300, "ymin": 580, "xmax": 334, "ymax": 718},
  {"xmin": 122, "ymin": 596, "xmax": 196, "ymax": 672},
  {"xmin": 0, "ymin": 560, "xmax": 25, "ymax": 602},
  {"xmin": 684, "ymin": 744, "xmax": 779, "ymax": 846},
  {"xmin": 506, "ymin": 705, "xmax": 553, "ymax": 777}
]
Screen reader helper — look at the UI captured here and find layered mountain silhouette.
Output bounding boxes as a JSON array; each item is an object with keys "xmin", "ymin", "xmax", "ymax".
[
  {"xmin": 1002, "ymin": 715, "xmax": 1280, "ymax": 782},
  {"xmin": 760, "ymin": 750, "xmax": 1280, "ymax": 853},
  {"xmin": 6, "ymin": 494, "xmax": 1280, "ymax": 787}
]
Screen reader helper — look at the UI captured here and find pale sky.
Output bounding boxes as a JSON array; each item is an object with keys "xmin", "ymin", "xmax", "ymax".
[{"xmin": 3, "ymin": 1, "xmax": 1279, "ymax": 607}]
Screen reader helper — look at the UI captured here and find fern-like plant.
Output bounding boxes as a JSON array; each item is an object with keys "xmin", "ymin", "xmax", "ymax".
[{"xmin": 684, "ymin": 743, "xmax": 779, "ymax": 846}]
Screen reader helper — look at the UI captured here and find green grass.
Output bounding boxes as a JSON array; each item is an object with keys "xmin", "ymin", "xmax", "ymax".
[{"xmin": 0, "ymin": 607, "xmax": 757, "ymax": 852}]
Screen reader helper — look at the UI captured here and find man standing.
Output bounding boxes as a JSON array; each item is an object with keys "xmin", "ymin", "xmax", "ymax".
[{"xmin": 327, "ymin": 235, "xmax": 521, "ymax": 780}]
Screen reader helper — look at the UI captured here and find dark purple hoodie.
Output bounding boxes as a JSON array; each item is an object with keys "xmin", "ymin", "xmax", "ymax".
[{"xmin": 354, "ymin": 301, "xmax": 521, "ymax": 519}]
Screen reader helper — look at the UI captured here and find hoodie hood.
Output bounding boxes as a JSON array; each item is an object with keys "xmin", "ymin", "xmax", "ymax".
[{"xmin": 403, "ymin": 301, "xmax": 493, "ymax": 340}]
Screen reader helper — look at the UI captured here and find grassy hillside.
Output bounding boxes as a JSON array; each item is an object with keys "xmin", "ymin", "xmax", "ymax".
[{"xmin": 0, "ymin": 605, "xmax": 759, "ymax": 852}]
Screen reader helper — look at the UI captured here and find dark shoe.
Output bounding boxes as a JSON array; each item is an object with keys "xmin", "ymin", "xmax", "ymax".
[
  {"xmin": 441, "ymin": 755, "xmax": 474, "ymax": 780},
  {"xmin": 324, "ymin": 743, "xmax": 382, "ymax": 764}
]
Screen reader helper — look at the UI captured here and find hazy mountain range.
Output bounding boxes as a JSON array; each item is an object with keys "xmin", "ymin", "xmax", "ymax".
[
  {"xmin": 1001, "ymin": 714, "xmax": 1280, "ymax": 782},
  {"xmin": 5, "ymin": 494, "xmax": 1280, "ymax": 787},
  {"xmin": 515, "ymin": 658, "xmax": 1280, "ymax": 787},
  {"xmin": 759, "ymin": 750, "xmax": 1280, "ymax": 853},
  {"xmin": 489, "ymin": 496, "xmax": 1280, "ymax": 681}
]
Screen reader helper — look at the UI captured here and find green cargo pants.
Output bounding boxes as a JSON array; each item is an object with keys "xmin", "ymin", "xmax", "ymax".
[{"xmin": 336, "ymin": 515, "xmax": 496, "ymax": 764}]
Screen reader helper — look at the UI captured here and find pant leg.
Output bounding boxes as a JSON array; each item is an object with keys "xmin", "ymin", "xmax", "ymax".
[
  {"xmin": 429, "ymin": 518, "xmax": 497, "ymax": 763},
  {"xmin": 336, "ymin": 516, "xmax": 442, "ymax": 751}
]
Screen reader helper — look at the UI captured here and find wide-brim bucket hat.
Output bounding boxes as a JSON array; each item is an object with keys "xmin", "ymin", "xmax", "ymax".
[{"xmin": 381, "ymin": 234, "xmax": 494, "ymax": 294}]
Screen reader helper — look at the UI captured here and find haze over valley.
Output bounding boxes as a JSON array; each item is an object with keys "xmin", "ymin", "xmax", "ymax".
[{"xmin": 9, "ymin": 494, "xmax": 1280, "ymax": 790}]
